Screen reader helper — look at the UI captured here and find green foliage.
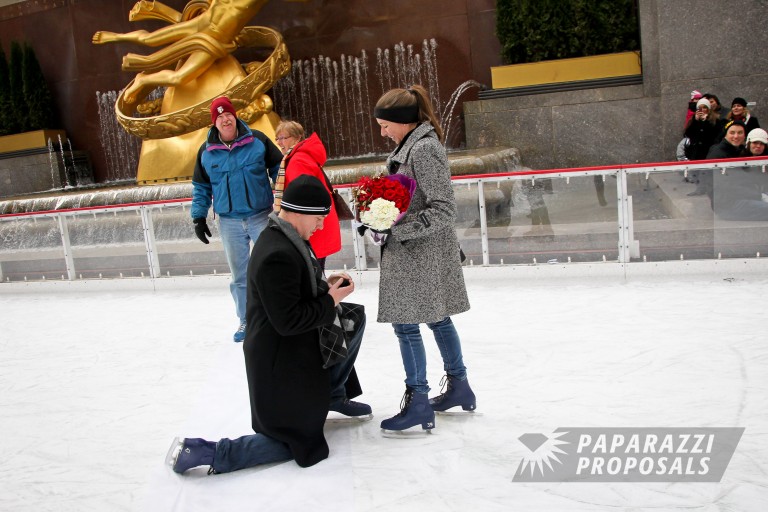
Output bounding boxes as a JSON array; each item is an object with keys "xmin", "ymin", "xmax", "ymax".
[
  {"xmin": 22, "ymin": 43, "xmax": 56, "ymax": 130},
  {"xmin": 0, "ymin": 45, "xmax": 12, "ymax": 136},
  {"xmin": 0, "ymin": 41, "xmax": 59, "ymax": 136},
  {"xmin": 496, "ymin": 0, "xmax": 640, "ymax": 65},
  {"xmin": 8, "ymin": 41, "xmax": 25, "ymax": 133}
]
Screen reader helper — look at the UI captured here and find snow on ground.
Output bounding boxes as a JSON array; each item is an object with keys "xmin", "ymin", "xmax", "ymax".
[{"xmin": 1, "ymin": 264, "xmax": 767, "ymax": 511}]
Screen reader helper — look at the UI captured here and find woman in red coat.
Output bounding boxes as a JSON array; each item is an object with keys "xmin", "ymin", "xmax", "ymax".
[{"xmin": 275, "ymin": 121, "xmax": 341, "ymax": 269}]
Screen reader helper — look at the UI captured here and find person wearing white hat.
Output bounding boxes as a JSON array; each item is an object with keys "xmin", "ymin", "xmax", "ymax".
[
  {"xmin": 709, "ymin": 124, "xmax": 768, "ymax": 221},
  {"xmin": 684, "ymin": 90, "xmax": 704, "ymax": 130},
  {"xmin": 745, "ymin": 128, "xmax": 767, "ymax": 157},
  {"xmin": 684, "ymin": 97, "xmax": 720, "ymax": 194}
]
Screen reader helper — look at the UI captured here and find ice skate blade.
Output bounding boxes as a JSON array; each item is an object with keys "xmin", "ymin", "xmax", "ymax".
[
  {"xmin": 165, "ymin": 437, "xmax": 183, "ymax": 468},
  {"xmin": 326, "ymin": 412, "xmax": 374, "ymax": 423},
  {"xmin": 381, "ymin": 427, "xmax": 434, "ymax": 439},
  {"xmin": 435, "ymin": 409, "xmax": 483, "ymax": 417}
]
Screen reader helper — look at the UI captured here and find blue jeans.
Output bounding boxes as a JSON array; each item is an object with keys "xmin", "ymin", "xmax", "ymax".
[
  {"xmin": 218, "ymin": 210, "xmax": 271, "ymax": 323},
  {"xmin": 212, "ymin": 311, "xmax": 366, "ymax": 472},
  {"xmin": 392, "ymin": 317, "xmax": 467, "ymax": 395},
  {"xmin": 213, "ymin": 434, "xmax": 292, "ymax": 473}
]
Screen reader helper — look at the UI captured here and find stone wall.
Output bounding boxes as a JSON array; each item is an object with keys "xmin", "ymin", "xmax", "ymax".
[
  {"xmin": 0, "ymin": 149, "xmax": 92, "ymax": 199},
  {"xmin": 464, "ymin": 0, "xmax": 768, "ymax": 170},
  {"xmin": 0, "ymin": 150, "xmax": 61, "ymax": 198}
]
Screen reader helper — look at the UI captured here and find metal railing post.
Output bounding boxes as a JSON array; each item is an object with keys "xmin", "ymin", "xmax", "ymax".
[
  {"xmin": 140, "ymin": 206, "xmax": 161, "ymax": 279},
  {"xmin": 477, "ymin": 180, "xmax": 489, "ymax": 266},
  {"xmin": 56, "ymin": 215, "xmax": 76, "ymax": 280},
  {"xmin": 616, "ymin": 169, "xmax": 631, "ymax": 264},
  {"xmin": 351, "ymin": 224, "xmax": 367, "ymax": 271},
  {"xmin": 345, "ymin": 188, "xmax": 368, "ymax": 271}
]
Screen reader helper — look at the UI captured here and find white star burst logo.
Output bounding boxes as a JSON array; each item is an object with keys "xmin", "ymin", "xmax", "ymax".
[
  {"xmin": 217, "ymin": 106, "xmax": 224, "ymax": 114},
  {"xmin": 516, "ymin": 431, "xmax": 570, "ymax": 477}
]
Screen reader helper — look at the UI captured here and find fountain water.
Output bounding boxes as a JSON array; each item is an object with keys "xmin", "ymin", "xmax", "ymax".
[
  {"xmin": 95, "ymin": 38, "xmax": 482, "ymax": 172},
  {"xmin": 57, "ymin": 134, "xmax": 70, "ymax": 188},
  {"xmin": 67, "ymin": 139, "xmax": 76, "ymax": 185},
  {"xmin": 442, "ymin": 80, "xmax": 484, "ymax": 148},
  {"xmin": 96, "ymin": 90, "xmax": 142, "ymax": 182},
  {"xmin": 12, "ymin": 38, "xmax": 494, "ymax": 214},
  {"xmin": 272, "ymin": 38, "xmax": 450, "ymax": 160},
  {"xmin": 47, "ymin": 137, "xmax": 56, "ymax": 189},
  {"xmin": 42, "ymin": 133, "xmax": 93, "ymax": 192}
]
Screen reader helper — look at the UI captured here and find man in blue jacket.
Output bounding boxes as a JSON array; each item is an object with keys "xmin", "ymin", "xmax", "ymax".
[{"xmin": 191, "ymin": 96, "xmax": 283, "ymax": 342}]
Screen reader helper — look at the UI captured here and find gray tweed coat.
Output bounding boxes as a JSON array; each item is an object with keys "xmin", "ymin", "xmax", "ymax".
[{"xmin": 378, "ymin": 122, "xmax": 470, "ymax": 324}]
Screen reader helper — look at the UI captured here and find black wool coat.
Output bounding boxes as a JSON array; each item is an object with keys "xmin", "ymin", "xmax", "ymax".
[
  {"xmin": 244, "ymin": 221, "xmax": 337, "ymax": 468},
  {"xmin": 684, "ymin": 118, "xmax": 720, "ymax": 161},
  {"xmin": 706, "ymin": 139, "xmax": 743, "ymax": 160}
]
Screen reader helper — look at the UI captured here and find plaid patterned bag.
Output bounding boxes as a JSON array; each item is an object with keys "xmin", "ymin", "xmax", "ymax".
[{"xmin": 318, "ymin": 302, "xmax": 365, "ymax": 369}]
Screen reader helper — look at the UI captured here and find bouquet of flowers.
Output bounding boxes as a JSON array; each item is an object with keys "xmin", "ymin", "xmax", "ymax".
[{"xmin": 353, "ymin": 174, "xmax": 417, "ymax": 234}]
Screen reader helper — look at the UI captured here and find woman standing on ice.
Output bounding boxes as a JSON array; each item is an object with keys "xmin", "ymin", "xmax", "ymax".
[
  {"xmin": 369, "ymin": 85, "xmax": 476, "ymax": 433},
  {"xmin": 273, "ymin": 120, "xmax": 341, "ymax": 271}
]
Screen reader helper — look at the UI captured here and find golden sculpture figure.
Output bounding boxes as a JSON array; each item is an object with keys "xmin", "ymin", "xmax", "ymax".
[{"xmin": 92, "ymin": 0, "xmax": 292, "ymax": 183}]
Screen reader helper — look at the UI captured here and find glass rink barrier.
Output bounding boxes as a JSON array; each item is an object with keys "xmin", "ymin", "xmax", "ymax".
[{"xmin": 1, "ymin": 157, "xmax": 767, "ymax": 283}]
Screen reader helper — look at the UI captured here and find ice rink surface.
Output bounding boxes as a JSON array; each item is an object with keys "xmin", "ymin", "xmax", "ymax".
[{"xmin": 1, "ymin": 264, "xmax": 767, "ymax": 511}]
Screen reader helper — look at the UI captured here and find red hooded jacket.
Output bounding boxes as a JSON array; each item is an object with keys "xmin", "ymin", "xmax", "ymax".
[{"xmin": 283, "ymin": 133, "xmax": 341, "ymax": 258}]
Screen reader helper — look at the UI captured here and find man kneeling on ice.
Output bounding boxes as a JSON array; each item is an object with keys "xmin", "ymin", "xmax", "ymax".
[{"xmin": 169, "ymin": 175, "xmax": 371, "ymax": 474}]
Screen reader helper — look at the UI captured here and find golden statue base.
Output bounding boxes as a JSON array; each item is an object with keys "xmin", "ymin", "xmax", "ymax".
[
  {"xmin": 93, "ymin": 2, "xmax": 291, "ymax": 184},
  {"xmin": 135, "ymin": 56, "xmax": 280, "ymax": 184}
]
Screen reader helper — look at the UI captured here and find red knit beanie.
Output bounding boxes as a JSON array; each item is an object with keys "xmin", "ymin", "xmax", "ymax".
[{"xmin": 210, "ymin": 97, "xmax": 237, "ymax": 124}]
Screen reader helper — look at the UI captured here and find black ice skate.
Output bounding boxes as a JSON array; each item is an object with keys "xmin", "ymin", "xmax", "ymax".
[
  {"xmin": 167, "ymin": 437, "xmax": 216, "ymax": 474},
  {"xmin": 380, "ymin": 387, "xmax": 435, "ymax": 437},
  {"xmin": 327, "ymin": 398, "xmax": 373, "ymax": 423},
  {"xmin": 429, "ymin": 374, "xmax": 479, "ymax": 415}
]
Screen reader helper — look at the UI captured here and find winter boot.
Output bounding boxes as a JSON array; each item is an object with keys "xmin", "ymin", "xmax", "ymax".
[
  {"xmin": 429, "ymin": 374, "xmax": 477, "ymax": 412},
  {"xmin": 380, "ymin": 387, "xmax": 435, "ymax": 432},
  {"xmin": 168, "ymin": 437, "xmax": 216, "ymax": 474}
]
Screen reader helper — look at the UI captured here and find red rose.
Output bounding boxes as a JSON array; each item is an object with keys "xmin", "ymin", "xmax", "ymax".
[{"xmin": 354, "ymin": 174, "xmax": 415, "ymax": 220}]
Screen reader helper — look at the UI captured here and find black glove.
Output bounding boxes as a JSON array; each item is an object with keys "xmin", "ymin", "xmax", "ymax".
[
  {"xmin": 193, "ymin": 217, "xmax": 211, "ymax": 244},
  {"xmin": 357, "ymin": 225, "xmax": 392, "ymax": 236}
]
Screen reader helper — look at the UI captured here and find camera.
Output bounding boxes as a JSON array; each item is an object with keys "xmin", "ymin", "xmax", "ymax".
[{"xmin": 340, "ymin": 278, "xmax": 351, "ymax": 287}]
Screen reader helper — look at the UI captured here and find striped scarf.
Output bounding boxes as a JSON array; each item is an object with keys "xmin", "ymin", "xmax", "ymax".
[{"xmin": 272, "ymin": 149, "xmax": 291, "ymax": 212}]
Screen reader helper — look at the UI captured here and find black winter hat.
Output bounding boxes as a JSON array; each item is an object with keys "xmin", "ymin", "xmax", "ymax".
[
  {"xmin": 724, "ymin": 119, "xmax": 747, "ymax": 133},
  {"xmin": 731, "ymin": 97, "xmax": 748, "ymax": 107},
  {"xmin": 280, "ymin": 175, "xmax": 332, "ymax": 215}
]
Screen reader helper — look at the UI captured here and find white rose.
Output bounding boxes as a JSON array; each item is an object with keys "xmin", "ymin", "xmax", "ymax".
[{"xmin": 360, "ymin": 198, "xmax": 400, "ymax": 230}]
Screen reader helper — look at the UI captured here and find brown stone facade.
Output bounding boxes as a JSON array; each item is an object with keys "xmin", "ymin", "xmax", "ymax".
[{"xmin": 467, "ymin": 0, "xmax": 768, "ymax": 170}]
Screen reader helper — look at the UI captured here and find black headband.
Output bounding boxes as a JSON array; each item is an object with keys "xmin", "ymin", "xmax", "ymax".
[{"xmin": 374, "ymin": 105, "xmax": 419, "ymax": 124}]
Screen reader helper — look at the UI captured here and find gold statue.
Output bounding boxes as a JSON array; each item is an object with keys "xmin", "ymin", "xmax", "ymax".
[{"xmin": 93, "ymin": 0, "xmax": 291, "ymax": 183}]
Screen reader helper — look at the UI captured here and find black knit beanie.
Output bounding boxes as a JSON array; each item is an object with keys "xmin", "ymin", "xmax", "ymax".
[
  {"xmin": 731, "ymin": 97, "xmax": 748, "ymax": 107},
  {"xmin": 280, "ymin": 175, "xmax": 332, "ymax": 215}
]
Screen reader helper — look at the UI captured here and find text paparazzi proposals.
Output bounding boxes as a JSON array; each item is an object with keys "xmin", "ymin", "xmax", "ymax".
[{"xmin": 512, "ymin": 427, "xmax": 744, "ymax": 482}]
